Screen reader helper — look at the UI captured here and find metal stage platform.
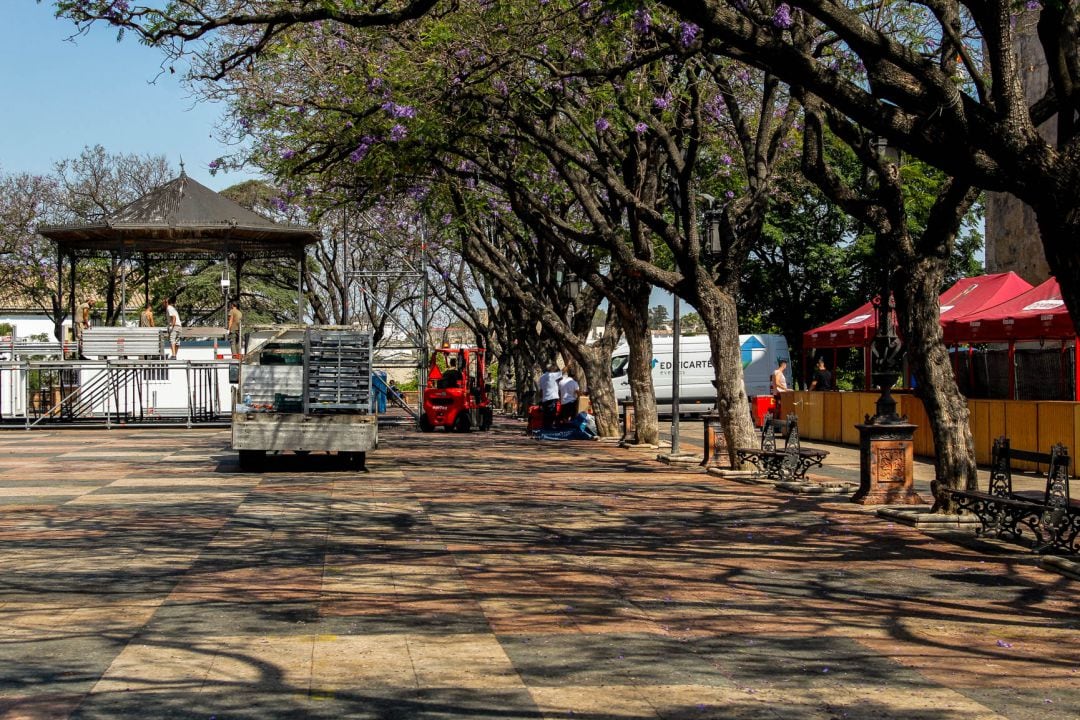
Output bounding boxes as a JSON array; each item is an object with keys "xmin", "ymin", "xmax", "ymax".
[{"xmin": 0, "ymin": 359, "xmax": 233, "ymax": 429}]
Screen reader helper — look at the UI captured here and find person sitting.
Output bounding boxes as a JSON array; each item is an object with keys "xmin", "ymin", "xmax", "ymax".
[{"xmin": 441, "ymin": 358, "xmax": 463, "ymax": 388}]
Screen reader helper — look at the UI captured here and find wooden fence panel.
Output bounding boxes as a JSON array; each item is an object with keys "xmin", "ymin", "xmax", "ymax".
[
  {"xmin": 1037, "ymin": 402, "xmax": 1078, "ymax": 476},
  {"xmin": 841, "ymin": 393, "xmax": 864, "ymax": 445},
  {"xmin": 1005, "ymin": 401, "xmax": 1040, "ymax": 471},
  {"xmin": 823, "ymin": 392, "xmax": 843, "ymax": 443}
]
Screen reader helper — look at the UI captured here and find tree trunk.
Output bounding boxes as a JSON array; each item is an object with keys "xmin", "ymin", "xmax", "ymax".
[
  {"xmin": 694, "ymin": 280, "xmax": 756, "ymax": 463},
  {"xmin": 577, "ymin": 345, "xmax": 621, "ymax": 438},
  {"xmin": 618, "ymin": 299, "xmax": 659, "ymax": 445},
  {"xmin": 893, "ymin": 257, "xmax": 978, "ymax": 512}
]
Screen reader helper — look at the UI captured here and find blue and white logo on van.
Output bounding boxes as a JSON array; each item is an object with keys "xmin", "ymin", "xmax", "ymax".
[{"xmin": 740, "ymin": 336, "xmax": 766, "ymax": 368}]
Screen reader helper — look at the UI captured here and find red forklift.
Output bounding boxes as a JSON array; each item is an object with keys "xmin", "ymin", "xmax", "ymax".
[{"xmin": 419, "ymin": 346, "xmax": 493, "ymax": 432}]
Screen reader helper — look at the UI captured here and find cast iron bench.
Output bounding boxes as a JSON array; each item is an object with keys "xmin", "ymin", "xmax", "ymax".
[
  {"xmin": 735, "ymin": 413, "xmax": 829, "ymax": 482},
  {"xmin": 951, "ymin": 436, "xmax": 1080, "ymax": 554}
]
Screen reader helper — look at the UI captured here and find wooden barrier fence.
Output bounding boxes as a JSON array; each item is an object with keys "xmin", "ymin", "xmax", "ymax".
[{"xmin": 777, "ymin": 391, "xmax": 1080, "ymax": 475}]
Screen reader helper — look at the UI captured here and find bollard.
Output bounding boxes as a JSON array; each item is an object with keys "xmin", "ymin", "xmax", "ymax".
[
  {"xmin": 620, "ymin": 400, "xmax": 636, "ymax": 444},
  {"xmin": 701, "ymin": 410, "xmax": 728, "ymax": 468}
]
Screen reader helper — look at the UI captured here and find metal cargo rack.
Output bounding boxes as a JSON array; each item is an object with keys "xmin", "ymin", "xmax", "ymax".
[{"xmin": 303, "ymin": 328, "xmax": 372, "ymax": 413}]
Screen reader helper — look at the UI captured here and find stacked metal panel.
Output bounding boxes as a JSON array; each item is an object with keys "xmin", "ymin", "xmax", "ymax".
[
  {"xmin": 303, "ymin": 328, "xmax": 372, "ymax": 413},
  {"xmin": 83, "ymin": 328, "xmax": 163, "ymax": 358}
]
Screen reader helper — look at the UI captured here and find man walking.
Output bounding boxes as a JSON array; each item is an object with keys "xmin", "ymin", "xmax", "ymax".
[
  {"xmin": 539, "ymin": 364, "xmax": 562, "ymax": 429},
  {"xmin": 164, "ymin": 297, "xmax": 182, "ymax": 359}
]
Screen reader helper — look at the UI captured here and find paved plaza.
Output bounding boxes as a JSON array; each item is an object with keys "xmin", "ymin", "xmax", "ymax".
[{"xmin": 0, "ymin": 421, "xmax": 1077, "ymax": 719}]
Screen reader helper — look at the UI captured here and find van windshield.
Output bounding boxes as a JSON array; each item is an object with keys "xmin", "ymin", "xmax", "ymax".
[{"xmin": 611, "ymin": 355, "xmax": 629, "ymax": 378}]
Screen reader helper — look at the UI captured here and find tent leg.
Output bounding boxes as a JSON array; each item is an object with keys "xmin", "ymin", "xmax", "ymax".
[
  {"xmin": 1075, "ymin": 338, "xmax": 1079, "ymax": 403},
  {"xmin": 1008, "ymin": 339, "xmax": 1016, "ymax": 400}
]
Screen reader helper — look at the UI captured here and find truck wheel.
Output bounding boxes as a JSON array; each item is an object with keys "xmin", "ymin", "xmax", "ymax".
[
  {"xmin": 454, "ymin": 413, "xmax": 472, "ymax": 433},
  {"xmin": 238, "ymin": 450, "xmax": 265, "ymax": 472},
  {"xmin": 419, "ymin": 415, "xmax": 434, "ymax": 432},
  {"xmin": 349, "ymin": 452, "xmax": 367, "ymax": 471}
]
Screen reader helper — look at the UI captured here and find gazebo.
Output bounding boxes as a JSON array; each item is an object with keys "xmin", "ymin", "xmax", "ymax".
[{"xmin": 38, "ymin": 169, "xmax": 321, "ymax": 327}]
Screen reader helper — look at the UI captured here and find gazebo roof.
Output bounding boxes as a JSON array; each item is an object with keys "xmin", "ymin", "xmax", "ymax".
[{"xmin": 38, "ymin": 172, "xmax": 320, "ymax": 258}]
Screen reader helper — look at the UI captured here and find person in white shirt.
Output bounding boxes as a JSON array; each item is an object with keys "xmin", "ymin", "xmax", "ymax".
[
  {"xmin": 538, "ymin": 364, "xmax": 562, "ymax": 428},
  {"xmin": 770, "ymin": 358, "xmax": 789, "ymax": 408},
  {"xmin": 164, "ymin": 297, "xmax": 183, "ymax": 359},
  {"xmin": 557, "ymin": 367, "xmax": 581, "ymax": 423}
]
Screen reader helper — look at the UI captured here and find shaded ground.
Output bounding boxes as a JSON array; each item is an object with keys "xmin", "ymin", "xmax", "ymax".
[{"xmin": 0, "ymin": 420, "xmax": 1076, "ymax": 719}]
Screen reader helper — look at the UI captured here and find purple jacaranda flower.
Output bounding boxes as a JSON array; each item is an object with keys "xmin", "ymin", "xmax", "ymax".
[
  {"xmin": 595, "ymin": 117, "xmax": 611, "ymax": 132},
  {"xmin": 633, "ymin": 7, "xmax": 651, "ymax": 35},
  {"xmin": 270, "ymin": 196, "xmax": 288, "ymax": 212},
  {"xmin": 208, "ymin": 159, "xmax": 220, "ymax": 170},
  {"xmin": 281, "ymin": 149, "xmax": 295, "ymax": 160},
  {"xmin": 634, "ymin": 122, "xmax": 648, "ymax": 134},
  {"xmin": 348, "ymin": 137, "xmax": 374, "ymax": 163},
  {"xmin": 381, "ymin": 102, "xmax": 416, "ymax": 118},
  {"xmin": 654, "ymin": 91, "xmax": 672, "ymax": 109},
  {"xmin": 725, "ymin": 190, "xmax": 735, "ymax": 198},
  {"xmin": 389, "ymin": 124, "xmax": 408, "ymax": 141},
  {"xmin": 441, "ymin": 213, "xmax": 453, "ymax": 225},
  {"xmin": 1025, "ymin": 0, "xmax": 1040, "ymax": 8},
  {"xmin": 773, "ymin": 3, "xmax": 793, "ymax": 28},
  {"xmin": 721, "ymin": 154, "xmax": 733, "ymax": 165},
  {"xmin": 677, "ymin": 22, "xmax": 700, "ymax": 48}
]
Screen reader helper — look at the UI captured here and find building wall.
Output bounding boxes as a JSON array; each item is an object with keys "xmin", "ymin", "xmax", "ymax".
[{"xmin": 985, "ymin": 13, "xmax": 1054, "ymax": 286}]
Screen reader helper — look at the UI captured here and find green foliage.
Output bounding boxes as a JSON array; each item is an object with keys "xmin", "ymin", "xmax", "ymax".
[{"xmin": 648, "ymin": 304, "xmax": 670, "ymax": 330}]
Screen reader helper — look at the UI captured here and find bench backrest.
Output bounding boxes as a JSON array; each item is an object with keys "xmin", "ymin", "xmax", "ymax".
[
  {"xmin": 780, "ymin": 415, "xmax": 802, "ymax": 478},
  {"xmin": 990, "ymin": 435, "xmax": 1070, "ymax": 508},
  {"xmin": 762, "ymin": 412, "xmax": 778, "ymax": 451},
  {"xmin": 761, "ymin": 413, "xmax": 799, "ymax": 451},
  {"xmin": 989, "ymin": 436, "xmax": 1014, "ymax": 497},
  {"xmin": 1045, "ymin": 444, "xmax": 1071, "ymax": 511}
]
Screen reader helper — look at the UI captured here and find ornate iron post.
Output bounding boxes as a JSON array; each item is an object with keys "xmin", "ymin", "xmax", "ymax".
[{"xmin": 852, "ymin": 143, "xmax": 923, "ymax": 505}]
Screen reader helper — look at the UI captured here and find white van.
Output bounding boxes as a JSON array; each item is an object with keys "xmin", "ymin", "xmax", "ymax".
[{"xmin": 611, "ymin": 334, "xmax": 790, "ymax": 415}]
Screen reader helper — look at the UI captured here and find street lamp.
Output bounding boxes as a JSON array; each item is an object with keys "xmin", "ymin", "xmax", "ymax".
[{"xmin": 852, "ymin": 135, "xmax": 923, "ymax": 506}]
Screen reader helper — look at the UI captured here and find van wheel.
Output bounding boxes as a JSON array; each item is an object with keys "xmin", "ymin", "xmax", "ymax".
[{"xmin": 343, "ymin": 451, "xmax": 367, "ymax": 471}]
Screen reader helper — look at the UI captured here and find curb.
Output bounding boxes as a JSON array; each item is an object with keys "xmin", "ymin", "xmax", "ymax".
[
  {"xmin": 1039, "ymin": 555, "xmax": 1080, "ymax": 581},
  {"xmin": 656, "ymin": 453, "xmax": 704, "ymax": 469},
  {"xmin": 876, "ymin": 506, "xmax": 981, "ymax": 529},
  {"xmin": 776, "ymin": 481, "xmax": 856, "ymax": 495}
]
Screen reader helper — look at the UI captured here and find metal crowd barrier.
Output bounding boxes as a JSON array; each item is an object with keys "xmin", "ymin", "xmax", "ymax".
[{"xmin": 0, "ymin": 359, "xmax": 233, "ymax": 429}]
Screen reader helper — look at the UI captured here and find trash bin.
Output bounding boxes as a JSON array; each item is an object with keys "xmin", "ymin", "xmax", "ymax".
[{"xmin": 752, "ymin": 395, "xmax": 775, "ymax": 427}]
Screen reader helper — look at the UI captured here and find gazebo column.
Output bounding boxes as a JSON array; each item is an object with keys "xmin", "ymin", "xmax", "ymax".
[
  {"xmin": 68, "ymin": 251, "xmax": 76, "ymax": 341},
  {"xmin": 235, "ymin": 254, "xmax": 244, "ymax": 306},
  {"xmin": 297, "ymin": 250, "xmax": 305, "ymax": 323},
  {"xmin": 55, "ymin": 248, "xmax": 64, "ymax": 343},
  {"xmin": 142, "ymin": 254, "xmax": 151, "ymax": 311}
]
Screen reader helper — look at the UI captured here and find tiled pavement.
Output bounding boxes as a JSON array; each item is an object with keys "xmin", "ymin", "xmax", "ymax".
[{"xmin": 0, "ymin": 422, "xmax": 1077, "ymax": 720}]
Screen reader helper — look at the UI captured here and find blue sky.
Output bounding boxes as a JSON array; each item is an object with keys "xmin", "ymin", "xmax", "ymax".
[{"xmin": 1, "ymin": 3, "xmax": 256, "ymax": 190}]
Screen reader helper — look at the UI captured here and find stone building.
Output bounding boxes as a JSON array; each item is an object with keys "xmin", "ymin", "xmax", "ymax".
[{"xmin": 984, "ymin": 14, "xmax": 1053, "ymax": 285}]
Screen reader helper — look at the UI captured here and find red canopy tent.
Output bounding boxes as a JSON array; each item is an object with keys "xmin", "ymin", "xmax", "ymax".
[
  {"xmin": 942, "ymin": 277, "xmax": 1073, "ymax": 343},
  {"xmin": 942, "ymin": 278, "xmax": 1079, "ymax": 400},
  {"xmin": 802, "ymin": 272, "xmax": 1033, "ymax": 388}
]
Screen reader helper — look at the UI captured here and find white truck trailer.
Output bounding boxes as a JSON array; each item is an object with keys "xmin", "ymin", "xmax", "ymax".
[{"xmin": 232, "ymin": 326, "xmax": 378, "ymax": 471}]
